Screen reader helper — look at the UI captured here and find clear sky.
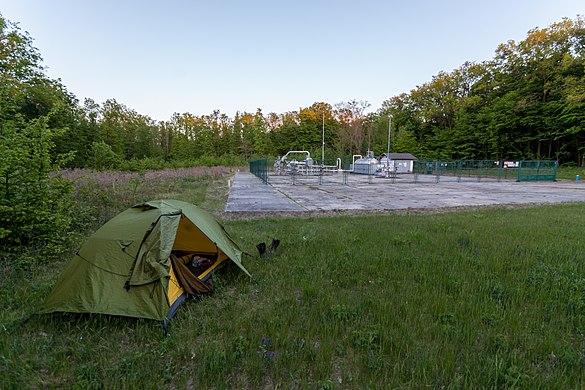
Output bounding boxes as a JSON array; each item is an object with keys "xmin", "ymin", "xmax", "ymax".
[{"xmin": 0, "ymin": 1, "xmax": 583, "ymax": 121}]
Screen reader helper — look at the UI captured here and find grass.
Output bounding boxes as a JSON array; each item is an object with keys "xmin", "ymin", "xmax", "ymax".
[
  {"xmin": 557, "ymin": 166, "xmax": 585, "ymax": 181},
  {"xmin": 1, "ymin": 169, "xmax": 584, "ymax": 388},
  {"xmin": 61, "ymin": 166, "xmax": 236, "ymax": 229}
]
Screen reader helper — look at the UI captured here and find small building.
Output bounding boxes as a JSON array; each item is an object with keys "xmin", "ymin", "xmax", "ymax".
[{"xmin": 379, "ymin": 153, "xmax": 418, "ymax": 174}]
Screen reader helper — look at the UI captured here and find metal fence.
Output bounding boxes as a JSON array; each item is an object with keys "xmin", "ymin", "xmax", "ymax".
[
  {"xmin": 414, "ymin": 160, "xmax": 521, "ymax": 182},
  {"xmin": 517, "ymin": 160, "xmax": 558, "ymax": 182},
  {"xmin": 249, "ymin": 159, "xmax": 269, "ymax": 184},
  {"xmin": 251, "ymin": 159, "xmax": 558, "ymax": 186}
]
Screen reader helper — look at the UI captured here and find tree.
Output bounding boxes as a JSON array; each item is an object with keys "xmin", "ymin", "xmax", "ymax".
[
  {"xmin": 269, "ymin": 111, "xmax": 301, "ymax": 156},
  {"xmin": 0, "ymin": 14, "xmax": 42, "ymax": 84},
  {"xmin": 0, "ymin": 13, "xmax": 75, "ymax": 250},
  {"xmin": 488, "ymin": 17, "xmax": 585, "ymax": 162},
  {"xmin": 378, "ymin": 16, "xmax": 585, "ymax": 164},
  {"xmin": 335, "ymin": 100, "xmax": 370, "ymax": 155},
  {"xmin": 87, "ymin": 141, "xmax": 120, "ymax": 171}
]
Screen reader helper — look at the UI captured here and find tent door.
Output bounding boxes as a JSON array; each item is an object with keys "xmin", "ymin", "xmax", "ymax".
[{"xmin": 169, "ymin": 254, "xmax": 213, "ymax": 295}]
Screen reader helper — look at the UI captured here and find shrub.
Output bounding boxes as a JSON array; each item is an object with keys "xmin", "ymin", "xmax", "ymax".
[{"xmin": 0, "ymin": 113, "xmax": 75, "ymax": 251}]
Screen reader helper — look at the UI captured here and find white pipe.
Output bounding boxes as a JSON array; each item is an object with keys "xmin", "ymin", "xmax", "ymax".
[{"xmin": 282, "ymin": 150, "xmax": 311, "ymax": 160}]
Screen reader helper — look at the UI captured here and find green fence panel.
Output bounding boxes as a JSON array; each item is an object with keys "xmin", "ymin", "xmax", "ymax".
[
  {"xmin": 249, "ymin": 159, "xmax": 269, "ymax": 184},
  {"xmin": 517, "ymin": 160, "xmax": 557, "ymax": 182},
  {"xmin": 413, "ymin": 160, "xmax": 557, "ymax": 182}
]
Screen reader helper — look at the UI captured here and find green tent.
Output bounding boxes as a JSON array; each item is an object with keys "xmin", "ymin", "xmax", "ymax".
[{"xmin": 41, "ymin": 199, "xmax": 250, "ymax": 327}]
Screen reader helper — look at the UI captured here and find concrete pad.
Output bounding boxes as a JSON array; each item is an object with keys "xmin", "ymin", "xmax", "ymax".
[
  {"xmin": 225, "ymin": 172, "xmax": 585, "ymax": 212},
  {"xmin": 225, "ymin": 172, "xmax": 303, "ymax": 211}
]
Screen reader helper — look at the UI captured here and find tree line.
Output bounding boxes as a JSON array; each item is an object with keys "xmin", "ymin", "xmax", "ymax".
[
  {"xmin": 383, "ymin": 17, "xmax": 585, "ymax": 164},
  {"xmin": 2, "ymin": 14, "xmax": 584, "ymax": 172}
]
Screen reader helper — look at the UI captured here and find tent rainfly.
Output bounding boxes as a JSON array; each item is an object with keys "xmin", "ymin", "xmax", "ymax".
[{"xmin": 41, "ymin": 200, "xmax": 250, "ymax": 329}]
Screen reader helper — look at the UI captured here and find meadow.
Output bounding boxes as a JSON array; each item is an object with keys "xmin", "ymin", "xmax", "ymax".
[{"xmin": 1, "ymin": 167, "xmax": 584, "ymax": 389}]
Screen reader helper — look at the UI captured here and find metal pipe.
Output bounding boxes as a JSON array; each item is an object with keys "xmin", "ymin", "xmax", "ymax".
[
  {"xmin": 351, "ymin": 154, "xmax": 362, "ymax": 172},
  {"xmin": 282, "ymin": 150, "xmax": 311, "ymax": 160}
]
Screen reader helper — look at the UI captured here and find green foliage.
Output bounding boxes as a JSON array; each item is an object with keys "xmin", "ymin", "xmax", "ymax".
[
  {"xmin": 0, "ymin": 13, "xmax": 77, "ymax": 253},
  {"xmin": 87, "ymin": 141, "xmax": 120, "ymax": 171},
  {"xmin": 0, "ymin": 113, "xmax": 74, "ymax": 249},
  {"xmin": 379, "ymin": 17, "xmax": 585, "ymax": 164},
  {"xmin": 0, "ymin": 13, "xmax": 42, "ymax": 83}
]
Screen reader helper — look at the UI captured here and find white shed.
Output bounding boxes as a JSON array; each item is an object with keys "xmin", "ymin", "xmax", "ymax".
[{"xmin": 379, "ymin": 153, "xmax": 418, "ymax": 173}]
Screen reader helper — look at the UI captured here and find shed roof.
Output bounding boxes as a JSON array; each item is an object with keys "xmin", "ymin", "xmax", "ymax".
[{"xmin": 380, "ymin": 153, "xmax": 418, "ymax": 160}]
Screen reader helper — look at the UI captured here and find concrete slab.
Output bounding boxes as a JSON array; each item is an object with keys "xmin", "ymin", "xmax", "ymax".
[
  {"xmin": 225, "ymin": 172, "xmax": 304, "ymax": 211},
  {"xmin": 225, "ymin": 172, "xmax": 585, "ymax": 212}
]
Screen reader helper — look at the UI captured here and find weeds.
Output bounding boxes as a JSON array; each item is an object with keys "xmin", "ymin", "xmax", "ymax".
[{"xmin": 62, "ymin": 166, "xmax": 234, "ymax": 230}]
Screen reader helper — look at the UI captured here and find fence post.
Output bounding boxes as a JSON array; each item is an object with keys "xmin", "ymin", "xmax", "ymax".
[
  {"xmin": 414, "ymin": 161, "xmax": 419, "ymax": 183},
  {"xmin": 477, "ymin": 160, "xmax": 482, "ymax": 182}
]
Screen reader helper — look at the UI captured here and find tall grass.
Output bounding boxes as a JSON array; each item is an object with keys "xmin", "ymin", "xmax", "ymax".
[
  {"xmin": 61, "ymin": 166, "xmax": 235, "ymax": 229},
  {"xmin": 1, "ymin": 200, "xmax": 584, "ymax": 388}
]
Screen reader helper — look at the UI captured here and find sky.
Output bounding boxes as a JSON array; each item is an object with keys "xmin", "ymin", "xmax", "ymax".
[{"xmin": 0, "ymin": 1, "xmax": 583, "ymax": 121}]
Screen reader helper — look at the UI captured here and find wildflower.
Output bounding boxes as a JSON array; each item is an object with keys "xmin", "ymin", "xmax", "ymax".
[{"xmin": 258, "ymin": 337, "xmax": 276, "ymax": 361}]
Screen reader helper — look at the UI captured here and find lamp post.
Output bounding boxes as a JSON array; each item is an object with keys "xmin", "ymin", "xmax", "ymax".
[
  {"xmin": 322, "ymin": 111, "xmax": 325, "ymax": 167},
  {"xmin": 387, "ymin": 114, "xmax": 392, "ymax": 177}
]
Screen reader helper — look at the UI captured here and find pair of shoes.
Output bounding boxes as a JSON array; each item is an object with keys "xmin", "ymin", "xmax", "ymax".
[{"xmin": 256, "ymin": 239, "xmax": 280, "ymax": 257}]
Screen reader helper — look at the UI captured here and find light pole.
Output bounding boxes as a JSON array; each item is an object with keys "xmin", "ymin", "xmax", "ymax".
[
  {"xmin": 322, "ymin": 111, "xmax": 325, "ymax": 167},
  {"xmin": 387, "ymin": 114, "xmax": 392, "ymax": 177}
]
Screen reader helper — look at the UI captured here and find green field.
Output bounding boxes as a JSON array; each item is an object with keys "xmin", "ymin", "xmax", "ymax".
[{"xmin": 1, "ymin": 170, "xmax": 584, "ymax": 388}]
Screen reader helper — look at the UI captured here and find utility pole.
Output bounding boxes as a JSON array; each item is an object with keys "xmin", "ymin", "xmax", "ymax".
[{"xmin": 387, "ymin": 114, "xmax": 392, "ymax": 177}]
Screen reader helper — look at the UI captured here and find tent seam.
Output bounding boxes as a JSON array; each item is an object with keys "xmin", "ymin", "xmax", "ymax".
[{"xmin": 76, "ymin": 253, "xmax": 131, "ymax": 277}]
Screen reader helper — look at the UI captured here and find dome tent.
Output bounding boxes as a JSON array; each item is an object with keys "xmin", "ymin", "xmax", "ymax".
[{"xmin": 41, "ymin": 200, "xmax": 250, "ymax": 329}]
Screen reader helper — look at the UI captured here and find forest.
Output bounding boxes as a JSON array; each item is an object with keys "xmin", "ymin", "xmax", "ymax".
[
  {"xmin": 0, "ymin": 13, "xmax": 584, "ymax": 249},
  {"xmin": 2, "ymin": 14, "xmax": 584, "ymax": 170}
]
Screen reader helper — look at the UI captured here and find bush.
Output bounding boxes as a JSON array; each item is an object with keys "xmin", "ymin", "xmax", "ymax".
[{"xmin": 0, "ymin": 114, "xmax": 75, "ymax": 251}]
